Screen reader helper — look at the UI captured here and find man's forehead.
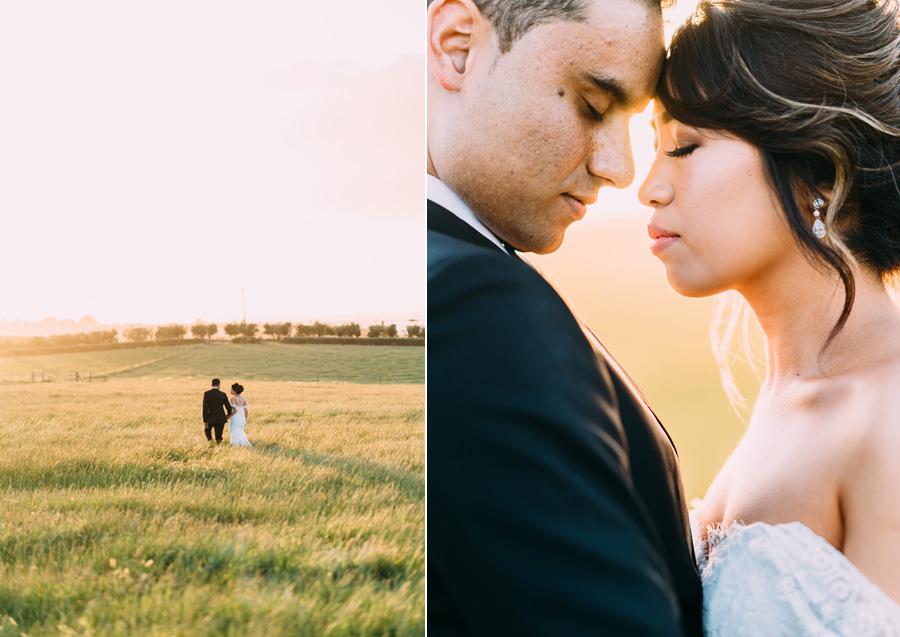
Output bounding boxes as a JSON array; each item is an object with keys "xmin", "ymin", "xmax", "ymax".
[{"xmin": 558, "ymin": 29, "xmax": 663, "ymax": 106}]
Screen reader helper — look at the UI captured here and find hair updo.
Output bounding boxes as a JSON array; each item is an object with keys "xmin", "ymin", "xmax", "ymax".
[
  {"xmin": 231, "ymin": 383, "xmax": 244, "ymax": 395},
  {"xmin": 659, "ymin": 0, "xmax": 900, "ymax": 344}
]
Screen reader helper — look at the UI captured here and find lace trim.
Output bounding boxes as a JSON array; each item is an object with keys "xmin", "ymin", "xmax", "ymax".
[{"xmin": 693, "ymin": 517, "xmax": 900, "ymax": 637}]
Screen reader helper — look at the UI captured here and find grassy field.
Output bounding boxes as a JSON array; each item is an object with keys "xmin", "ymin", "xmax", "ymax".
[
  {"xmin": 0, "ymin": 343, "xmax": 424, "ymax": 385},
  {"xmin": 0, "ymin": 360, "xmax": 423, "ymax": 635}
]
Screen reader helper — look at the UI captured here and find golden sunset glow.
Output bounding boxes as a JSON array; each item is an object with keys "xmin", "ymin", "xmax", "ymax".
[{"xmin": 0, "ymin": 2, "xmax": 424, "ymax": 327}]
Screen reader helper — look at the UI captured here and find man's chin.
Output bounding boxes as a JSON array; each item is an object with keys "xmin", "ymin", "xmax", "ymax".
[
  {"xmin": 519, "ymin": 228, "xmax": 567, "ymax": 255},
  {"xmin": 494, "ymin": 217, "xmax": 570, "ymax": 254}
]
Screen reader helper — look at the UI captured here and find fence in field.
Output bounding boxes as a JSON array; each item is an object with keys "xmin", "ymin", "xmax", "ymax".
[
  {"xmin": 0, "ymin": 369, "xmax": 101, "ymax": 383},
  {"xmin": 3, "ymin": 369, "xmax": 409, "ymax": 385}
]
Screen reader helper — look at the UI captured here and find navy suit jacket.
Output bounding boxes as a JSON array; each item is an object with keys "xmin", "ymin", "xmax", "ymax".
[
  {"xmin": 427, "ymin": 199, "xmax": 703, "ymax": 636},
  {"xmin": 202, "ymin": 388, "xmax": 233, "ymax": 425}
]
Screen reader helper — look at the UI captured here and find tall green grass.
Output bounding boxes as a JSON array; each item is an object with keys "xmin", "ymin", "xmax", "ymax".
[{"xmin": 0, "ymin": 379, "xmax": 423, "ymax": 636}]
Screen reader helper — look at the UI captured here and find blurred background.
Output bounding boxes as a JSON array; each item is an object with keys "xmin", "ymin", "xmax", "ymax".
[{"xmin": 530, "ymin": 215, "xmax": 760, "ymax": 501}]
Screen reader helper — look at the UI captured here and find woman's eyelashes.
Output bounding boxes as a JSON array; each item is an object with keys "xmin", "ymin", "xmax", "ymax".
[{"xmin": 665, "ymin": 143, "xmax": 698, "ymax": 158}]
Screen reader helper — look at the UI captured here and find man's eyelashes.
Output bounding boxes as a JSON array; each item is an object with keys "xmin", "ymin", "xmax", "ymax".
[{"xmin": 583, "ymin": 99, "xmax": 605, "ymax": 123}]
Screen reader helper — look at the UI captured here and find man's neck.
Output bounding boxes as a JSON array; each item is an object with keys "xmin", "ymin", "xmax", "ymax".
[{"xmin": 427, "ymin": 175, "xmax": 510, "ymax": 254}]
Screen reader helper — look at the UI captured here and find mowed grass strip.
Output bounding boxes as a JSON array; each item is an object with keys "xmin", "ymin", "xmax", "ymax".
[
  {"xmin": 0, "ymin": 379, "xmax": 423, "ymax": 636},
  {"xmin": 0, "ymin": 342, "xmax": 425, "ymax": 384}
]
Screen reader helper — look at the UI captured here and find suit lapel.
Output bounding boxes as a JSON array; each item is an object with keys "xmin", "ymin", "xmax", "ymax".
[{"xmin": 581, "ymin": 325, "xmax": 680, "ymax": 457}]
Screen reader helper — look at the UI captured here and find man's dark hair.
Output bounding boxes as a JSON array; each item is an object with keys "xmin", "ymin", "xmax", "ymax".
[
  {"xmin": 211, "ymin": 378, "xmax": 220, "ymax": 387},
  {"xmin": 428, "ymin": 0, "xmax": 668, "ymax": 53}
]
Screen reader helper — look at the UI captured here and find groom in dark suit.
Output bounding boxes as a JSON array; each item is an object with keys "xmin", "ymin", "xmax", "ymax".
[
  {"xmin": 202, "ymin": 378, "xmax": 233, "ymax": 444},
  {"xmin": 427, "ymin": 1, "xmax": 702, "ymax": 635}
]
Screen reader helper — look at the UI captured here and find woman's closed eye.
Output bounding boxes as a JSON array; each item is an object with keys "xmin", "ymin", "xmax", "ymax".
[{"xmin": 666, "ymin": 143, "xmax": 698, "ymax": 158}]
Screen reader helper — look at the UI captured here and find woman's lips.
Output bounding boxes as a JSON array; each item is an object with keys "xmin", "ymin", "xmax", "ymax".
[
  {"xmin": 650, "ymin": 236, "xmax": 680, "ymax": 254},
  {"xmin": 648, "ymin": 223, "xmax": 681, "ymax": 255}
]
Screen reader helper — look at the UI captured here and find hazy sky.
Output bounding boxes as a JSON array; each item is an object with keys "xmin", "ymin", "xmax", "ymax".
[
  {"xmin": 1, "ymin": 1, "xmax": 700, "ymax": 327},
  {"xmin": 1, "ymin": 1, "xmax": 423, "ymax": 325}
]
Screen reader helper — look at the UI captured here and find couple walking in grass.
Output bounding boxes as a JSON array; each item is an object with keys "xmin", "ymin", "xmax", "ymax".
[{"xmin": 202, "ymin": 378, "xmax": 252, "ymax": 447}]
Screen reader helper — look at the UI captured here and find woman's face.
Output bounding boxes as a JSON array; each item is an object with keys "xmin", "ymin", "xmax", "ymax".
[{"xmin": 638, "ymin": 111, "xmax": 796, "ymax": 297}]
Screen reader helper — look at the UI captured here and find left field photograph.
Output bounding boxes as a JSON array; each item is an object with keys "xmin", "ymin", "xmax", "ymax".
[{"xmin": 0, "ymin": 2, "xmax": 424, "ymax": 636}]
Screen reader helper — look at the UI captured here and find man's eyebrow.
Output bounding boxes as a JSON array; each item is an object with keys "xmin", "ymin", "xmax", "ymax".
[{"xmin": 583, "ymin": 73, "xmax": 635, "ymax": 109}]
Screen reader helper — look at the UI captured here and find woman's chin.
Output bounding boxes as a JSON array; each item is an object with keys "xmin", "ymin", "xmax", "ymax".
[{"xmin": 665, "ymin": 270, "xmax": 721, "ymax": 299}]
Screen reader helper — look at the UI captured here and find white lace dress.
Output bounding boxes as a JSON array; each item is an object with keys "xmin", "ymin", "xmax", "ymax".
[
  {"xmin": 228, "ymin": 399, "xmax": 252, "ymax": 448},
  {"xmin": 693, "ymin": 517, "xmax": 900, "ymax": 636}
]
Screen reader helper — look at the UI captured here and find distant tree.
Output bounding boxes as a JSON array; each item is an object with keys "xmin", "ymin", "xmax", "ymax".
[
  {"xmin": 89, "ymin": 329, "xmax": 118, "ymax": 344},
  {"xmin": 49, "ymin": 333, "xmax": 78, "ymax": 346},
  {"xmin": 335, "ymin": 322, "xmax": 361, "ymax": 337},
  {"xmin": 311, "ymin": 321, "xmax": 334, "ymax": 337},
  {"xmin": 262, "ymin": 323, "xmax": 291, "ymax": 340},
  {"xmin": 276, "ymin": 322, "xmax": 292, "ymax": 339},
  {"xmin": 385, "ymin": 324, "xmax": 398, "ymax": 338},
  {"xmin": 156, "ymin": 324, "xmax": 186, "ymax": 340},
  {"xmin": 191, "ymin": 324, "xmax": 208, "ymax": 339},
  {"xmin": 367, "ymin": 325, "xmax": 384, "ymax": 338},
  {"xmin": 406, "ymin": 325, "xmax": 423, "ymax": 338},
  {"xmin": 124, "ymin": 327, "xmax": 152, "ymax": 343},
  {"xmin": 206, "ymin": 323, "xmax": 218, "ymax": 339},
  {"xmin": 37, "ymin": 330, "xmax": 117, "ymax": 347},
  {"xmin": 240, "ymin": 323, "xmax": 258, "ymax": 338},
  {"xmin": 224, "ymin": 323, "xmax": 242, "ymax": 339}
]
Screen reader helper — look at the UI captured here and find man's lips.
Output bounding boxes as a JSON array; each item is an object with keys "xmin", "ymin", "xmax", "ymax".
[
  {"xmin": 647, "ymin": 223, "xmax": 681, "ymax": 255},
  {"xmin": 562, "ymin": 193, "xmax": 597, "ymax": 220}
]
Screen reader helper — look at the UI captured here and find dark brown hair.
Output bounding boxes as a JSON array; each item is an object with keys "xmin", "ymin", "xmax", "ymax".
[{"xmin": 659, "ymin": 0, "xmax": 900, "ymax": 346}]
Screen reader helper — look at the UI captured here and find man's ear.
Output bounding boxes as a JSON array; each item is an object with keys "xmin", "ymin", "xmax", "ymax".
[{"xmin": 427, "ymin": 0, "xmax": 484, "ymax": 92}]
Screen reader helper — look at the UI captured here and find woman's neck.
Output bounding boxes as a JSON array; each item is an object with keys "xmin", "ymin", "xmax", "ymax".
[{"xmin": 739, "ymin": 256, "xmax": 900, "ymax": 384}]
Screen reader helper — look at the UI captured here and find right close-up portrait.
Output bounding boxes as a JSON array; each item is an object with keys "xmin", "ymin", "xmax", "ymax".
[{"xmin": 426, "ymin": 0, "xmax": 900, "ymax": 635}]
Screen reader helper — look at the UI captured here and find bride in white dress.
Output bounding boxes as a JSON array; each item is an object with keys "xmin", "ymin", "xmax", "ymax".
[
  {"xmin": 228, "ymin": 383, "xmax": 252, "ymax": 448},
  {"xmin": 638, "ymin": 0, "xmax": 900, "ymax": 634}
]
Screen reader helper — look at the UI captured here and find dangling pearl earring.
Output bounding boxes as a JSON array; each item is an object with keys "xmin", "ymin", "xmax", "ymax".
[{"xmin": 812, "ymin": 196, "xmax": 827, "ymax": 239}]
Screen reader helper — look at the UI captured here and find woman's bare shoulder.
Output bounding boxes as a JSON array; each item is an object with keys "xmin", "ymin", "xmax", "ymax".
[
  {"xmin": 839, "ymin": 368, "xmax": 900, "ymax": 602},
  {"xmin": 841, "ymin": 361, "xmax": 900, "ymax": 602}
]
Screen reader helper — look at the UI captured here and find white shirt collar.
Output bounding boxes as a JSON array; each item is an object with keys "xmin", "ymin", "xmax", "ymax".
[{"xmin": 427, "ymin": 174, "xmax": 510, "ymax": 254}]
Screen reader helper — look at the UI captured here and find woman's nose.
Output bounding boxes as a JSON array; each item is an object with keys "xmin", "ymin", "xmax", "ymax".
[{"xmin": 638, "ymin": 164, "xmax": 674, "ymax": 208}]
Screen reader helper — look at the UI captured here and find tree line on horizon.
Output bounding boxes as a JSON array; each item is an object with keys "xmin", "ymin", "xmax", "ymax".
[{"xmin": 10, "ymin": 321, "xmax": 424, "ymax": 349}]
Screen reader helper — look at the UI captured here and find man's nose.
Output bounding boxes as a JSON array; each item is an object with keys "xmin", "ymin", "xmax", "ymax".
[{"xmin": 587, "ymin": 119, "xmax": 635, "ymax": 189}]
